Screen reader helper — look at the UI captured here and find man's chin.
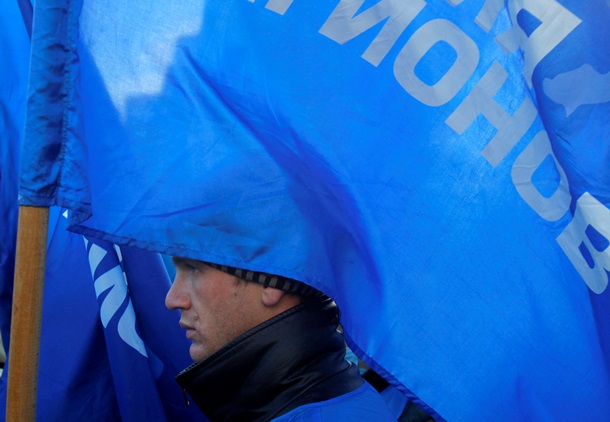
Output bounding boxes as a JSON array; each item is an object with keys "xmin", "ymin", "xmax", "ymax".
[{"xmin": 190, "ymin": 344, "xmax": 213, "ymax": 363}]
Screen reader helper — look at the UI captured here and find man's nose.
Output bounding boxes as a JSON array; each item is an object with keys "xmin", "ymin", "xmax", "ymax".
[{"xmin": 165, "ymin": 274, "xmax": 188, "ymax": 310}]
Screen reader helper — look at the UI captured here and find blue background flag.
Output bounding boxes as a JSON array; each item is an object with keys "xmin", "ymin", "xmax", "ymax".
[
  {"xmin": 0, "ymin": 208, "xmax": 206, "ymax": 421},
  {"xmin": 82, "ymin": 233, "xmax": 206, "ymax": 421},
  {"xmin": 0, "ymin": 0, "xmax": 30, "ymax": 354},
  {"xmin": 16, "ymin": 0, "xmax": 610, "ymax": 420}
]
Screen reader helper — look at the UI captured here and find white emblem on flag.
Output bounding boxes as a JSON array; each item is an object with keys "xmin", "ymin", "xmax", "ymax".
[{"xmin": 85, "ymin": 239, "xmax": 148, "ymax": 357}]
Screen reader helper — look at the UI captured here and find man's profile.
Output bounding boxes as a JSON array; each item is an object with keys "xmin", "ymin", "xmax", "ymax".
[{"xmin": 166, "ymin": 258, "xmax": 395, "ymax": 421}]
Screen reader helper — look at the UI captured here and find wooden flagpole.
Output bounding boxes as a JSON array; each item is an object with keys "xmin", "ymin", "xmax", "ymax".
[{"xmin": 6, "ymin": 205, "xmax": 49, "ymax": 422}]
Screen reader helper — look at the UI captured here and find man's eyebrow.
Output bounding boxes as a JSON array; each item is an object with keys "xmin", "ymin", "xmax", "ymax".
[
  {"xmin": 172, "ymin": 256, "xmax": 186, "ymax": 266},
  {"xmin": 172, "ymin": 256, "xmax": 203, "ymax": 268}
]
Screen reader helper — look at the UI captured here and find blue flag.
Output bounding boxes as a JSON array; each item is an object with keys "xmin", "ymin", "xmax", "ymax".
[
  {"xmin": 29, "ymin": 208, "xmax": 122, "ymax": 421},
  {"xmin": 0, "ymin": 0, "xmax": 29, "ymax": 412},
  {"xmin": 0, "ymin": 0, "xmax": 30, "ymax": 353},
  {"xmin": 82, "ymin": 232, "xmax": 205, "ymax": 421},
  {"xmin": 1, "ymin": 208, "xmax": 205, "ymax": 421},
  {"xmin": 17, "ymin": 0, "xmax": 610, "ymax": 420}
]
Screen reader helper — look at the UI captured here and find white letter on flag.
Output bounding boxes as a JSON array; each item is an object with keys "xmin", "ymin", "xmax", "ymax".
[
  {"xmin": 319, "ymin": 0, "xmax": 426, "ymax": 66},
  {"xmin": 495, "ymin": 0, "xmax": 581, "ymax": 87},
  {"xmin": 511, "ymin": 130, "xmax": 570, "ymax": 221},
  {"xmin": 445, "ymin": 61, "xmax": 538, "ymax": 167},
  {"xmin": 557, "ymin": 193, "xmax": 610, "ymax": 294},
  {"xmin": 393, "ymin": 19, "xmax": 479, "ymax": 107},
  {"xmin": 264, "ymin": 0, "xmax": 294, "ymax": 15},
  {"xmin": 86, "ymin": 241, "xmax": 149, "ymax": 356}
]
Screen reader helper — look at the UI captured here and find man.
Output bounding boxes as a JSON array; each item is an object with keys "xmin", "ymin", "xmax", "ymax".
[{"xmin": 166, "ymin": 257, "xmax": 396, "ymax": 421}]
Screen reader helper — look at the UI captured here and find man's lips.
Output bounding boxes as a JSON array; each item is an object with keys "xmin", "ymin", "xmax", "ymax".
[
  {"xmin": 179, "ymin": 322, "xmax": 196, "ymax": 338},
  {"xmin": 179, "ymin": 320, "xmax": 193, "ymax": 329}
]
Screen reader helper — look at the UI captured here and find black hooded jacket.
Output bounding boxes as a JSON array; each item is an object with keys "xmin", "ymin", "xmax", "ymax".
[{"xmin": 176, "ymin": 296, "xmax": 364, "ymax": 422}]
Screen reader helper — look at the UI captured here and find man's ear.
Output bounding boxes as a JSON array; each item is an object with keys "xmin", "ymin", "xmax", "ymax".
[{"xmin": 261, "ymin": 287, "xmax": 285, "ymax": 307}]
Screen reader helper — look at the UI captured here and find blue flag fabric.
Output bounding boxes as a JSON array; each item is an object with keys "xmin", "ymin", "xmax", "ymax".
[
  {"xmin": 1, "ymin": 3, "xmax": 205, "ymax": 419},
  {"xmin": 0, "ymin": 0, "xmax": 30, "ymax": 352},
  {"xmin": 0, "ymin": 0, "xmax": 29, "ymax": 413},
  {"xmin": 0, "ymin": 208, "xmax": 206, "ymax": 421},
  {"xmin": 17, "ymin": 0, "xmax": 610, "ymax": 420},
  {"xmin": 0, "ymin": 208, "xmax": 205, "ymax": 421},
  {"xmin": 29, "ymin": 208, "xmax": 122, "ymax": 421},
  {"xmin": 82, "ymin": 234, "xmax": 206, "ymax": 421}
]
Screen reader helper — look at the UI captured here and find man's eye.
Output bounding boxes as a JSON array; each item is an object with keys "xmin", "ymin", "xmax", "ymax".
[
  {"xmin": 173, "ymin": 258, "xmax": 200, "ymax": 273},
  {"xmin": 185, "ymin": 263, "xmax": 198, "ymax": 272},
  {"xmin": 177, "ymin": 260, "xmax": 198, "ymax": 272}
]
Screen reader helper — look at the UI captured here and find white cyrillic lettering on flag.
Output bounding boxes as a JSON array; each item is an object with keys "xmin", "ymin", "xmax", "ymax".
[
  {"xmin": 393, "ymin": 19, "xmax": 479, "ymax": 107},
  {"xmin": 319, "ymin": 0, "xmax": 426, "ymax": 67},
  {"xmin": 447, "ymin": 0, "xmax": 504, "ymax": 33},
  {"xmin": 511, "ymin": 130, "xmax": 570, "ymax": 221},
  {"xmin": 445, "ymin": 61, "xmax": 538, "ymax": 167},
  {"xmin": 265, "ymin": 0, "xmax": 294, "ymax": 15},
  {"xmin": 495, "ymin": 0, "xmax": 581, "ymax": 86},
  {"xmin": 86, "ymin": 241, "xmax": 105, "ymax": 278},
  {"xmin": 473, "ymin": 0, "xmax": 505, "ymax": 33},
  {"xmin": 117, "ymin": 299, "xmax": 149, "ymax": 357},
  {"xmin": 95, "ymin": 266, "xmax": 128, "ymax": 326},
  {"xmin": 557, "ymin": 193, "xmax": 610, "ymax": 294},
  {"xmin": 87, "ymin": 241, "xmax": 149, "ymax": 357}
]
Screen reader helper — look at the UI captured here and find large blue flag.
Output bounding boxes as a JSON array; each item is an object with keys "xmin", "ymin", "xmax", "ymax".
[{"xmin": 18, "ymin": 0, "xmax": 610, "ymax": 420}]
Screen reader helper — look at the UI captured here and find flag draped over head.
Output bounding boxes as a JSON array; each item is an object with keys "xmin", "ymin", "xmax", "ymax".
[{"xmin": 17, "ymin": 0, "xmax": 610, "ymax": 420}]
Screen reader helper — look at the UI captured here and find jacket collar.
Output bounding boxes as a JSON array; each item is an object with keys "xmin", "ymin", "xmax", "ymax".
[{"xmin": 176, "ymin": 296, "xmax": 363, "ymax": 421}]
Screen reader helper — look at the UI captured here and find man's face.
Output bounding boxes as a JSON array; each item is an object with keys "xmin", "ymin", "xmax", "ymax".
[{"xmin": 165, "ymin": 258, "xmax": 267, "ymax": 362}]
